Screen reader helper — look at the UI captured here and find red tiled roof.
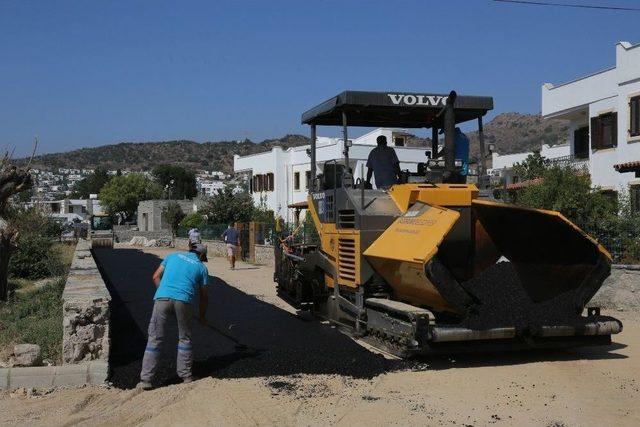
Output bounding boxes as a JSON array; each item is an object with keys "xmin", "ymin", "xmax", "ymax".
[
  {"xmin": 506, "ymin": 178, "xmax": 543, "ymax": 190},
  {"xmin": 614, "ymin": 160, "xmax": 640, "ymax": 173}
]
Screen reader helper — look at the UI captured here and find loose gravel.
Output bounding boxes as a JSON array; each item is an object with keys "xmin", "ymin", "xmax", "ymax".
[{"xmin": 460, "ymin": 262, "xmax": 609, "ymax": 330}]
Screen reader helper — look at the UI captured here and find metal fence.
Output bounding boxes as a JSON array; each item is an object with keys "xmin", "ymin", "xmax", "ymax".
[
  {"xmin": 575, "ymin": 220, "xmax": 640, "ymax": 264},
  {"xmin": 176, "ymin": 224, "xmax": 228, "ymax": 241}
]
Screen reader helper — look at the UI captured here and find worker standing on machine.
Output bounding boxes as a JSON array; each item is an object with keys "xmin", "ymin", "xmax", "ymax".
[
  {"xmin": 454, "ymin": 127, "xmax": 470, "ymax": 181},
  {"xmin": 365, "ymin": 135, "xmax": 401, "ymax": 189},
  {"xmin": 436, "ymin": 127, "xmax": 471, "ymax": 183}
]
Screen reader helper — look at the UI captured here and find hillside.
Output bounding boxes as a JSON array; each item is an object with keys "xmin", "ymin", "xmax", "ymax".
[
  {"xmin": 20, "ymin": 113, "xmax": 567, "ymax": 173},
  {"xmin": 22, "ymin": 134, "xmax": 310, "ymax": 173}
]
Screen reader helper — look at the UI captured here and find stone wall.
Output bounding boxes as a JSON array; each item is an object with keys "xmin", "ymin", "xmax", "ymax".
[
  {"xmin": 255, "ymin": 244, "xmax": 275, "ymax": 266},
  {"xmin": 62, "ymin": 240, "xmax": 111, "ymax": 364},
  {"xmin": 174, "ymin": 237, "xmax": 229, "ymax": 257},
  {"xmin": 114, "ymin": 229, "xmax": 172, "ymax": 243},
  {"xmin": 590, "ymin": 265, "xmax": 640, "ymax": 312}
]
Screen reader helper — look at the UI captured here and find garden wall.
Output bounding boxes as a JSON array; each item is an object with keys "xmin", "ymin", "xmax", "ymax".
[{"xmin": 62, "ymin": 240, "xmax": 111, "ymax": 364}]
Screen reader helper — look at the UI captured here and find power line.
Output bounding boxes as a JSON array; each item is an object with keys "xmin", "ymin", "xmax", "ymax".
[{"xmin": 493, "ymin": 0, "xmax": 640, "ymax": 11}]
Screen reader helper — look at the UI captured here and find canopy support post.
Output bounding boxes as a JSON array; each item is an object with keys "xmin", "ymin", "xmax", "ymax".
[
  {"xmin": 431, "ymin": 126, "xmax": 438, "ymax": 158},
  {"xmin": 310, "ymin": 124, "xmax": 317, "ymax": 190},
  {"xmin": 342, "ymin": 111, "xmax": 350, "ymax": 171},
  {"xmin": 478, "ymin": 116, "xmax": 487, "ymax": 189},
  {"xmin": 443, "ymin": 91, "xmax": 457, "ymax": 182}
]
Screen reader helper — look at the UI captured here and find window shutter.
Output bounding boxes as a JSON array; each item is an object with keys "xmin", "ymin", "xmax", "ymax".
[
  {"xmin": 611, "ymin": 112, "xmax": 618, "ymax": 147},
  {"xmin": 590, "ymin": 116, "xmax": 601, "ymax": 150},
  {"xmin": 631, "ymin": 97, "xmax": 640, "ymax": 137}
]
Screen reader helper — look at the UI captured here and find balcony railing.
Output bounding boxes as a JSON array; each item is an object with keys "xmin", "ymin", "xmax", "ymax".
[{"xmin": 548, "ymin": 155, "xmax": 590, "ymax": 171}]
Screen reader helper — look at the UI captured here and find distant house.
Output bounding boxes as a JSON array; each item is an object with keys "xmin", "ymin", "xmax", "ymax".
[
  {"xmin": 137, "ymin": 200, "xmax": 199, "ymax": 231},
  {"xmin": 31, "ymin": 198, "xmax": 103, "ymax": 224},
  {"xmin": 541, "ymin": 41, "xmax": 640, "ymax": 208},
  {"xmin": 489, "ymin": 143, "xmax": 574, "ymax": 186}
]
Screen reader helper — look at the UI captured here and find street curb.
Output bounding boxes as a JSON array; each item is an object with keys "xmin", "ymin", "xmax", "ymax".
[{"xmin": 0, "ymin": 361, "xmax": 108, "ymax": 390}]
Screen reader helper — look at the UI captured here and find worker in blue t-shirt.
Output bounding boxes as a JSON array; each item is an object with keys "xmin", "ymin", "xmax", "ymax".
[
  {"xmin": 454, "ymin": 127, "xmax": 470, "ymax": 178},
  {"xmin": 436, "ymin": 127, "xmax": 470, "ymax": 183},
  {"xmin": 138, "ymin": 244, "xmax": 209, "ymax": 390}
]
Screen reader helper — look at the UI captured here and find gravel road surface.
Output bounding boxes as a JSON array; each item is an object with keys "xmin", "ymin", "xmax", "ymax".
[{"xmin": 1, "ymin": 246, "xmax": 637, "ymax": 426}]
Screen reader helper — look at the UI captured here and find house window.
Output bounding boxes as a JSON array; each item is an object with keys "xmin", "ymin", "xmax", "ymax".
[
  {"xmin": 590, "ymin": 112, "xmax": 617, "ymax": 150},
  {"xmin": 294, "ymin": 172, "xmax": 300, "ymax": 191},
  {"xmin": 630, "ymin": 95, "xmax": 640, "ymax": 138},
  {"xmin": 573, "ymin": 126, "xmax": 589, "ymax": 159},
  {"xmin": 631, "ymin": 185, "xmax": 640, "ymax": 213},
  {"xmin": 267, "ymin": 173, "xmax": 274, "ymax": 191},
  {"xmin": 305, "ymin": 171, "xmax": 311, "ymax": 189}
]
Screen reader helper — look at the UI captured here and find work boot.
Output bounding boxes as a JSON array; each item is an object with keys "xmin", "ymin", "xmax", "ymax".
[
  {"xmin": 136, "ymin": 381, "xmax": 153, "ymax": 390},
  {"xmin": 182, "ymin": 376, "xmax": 195, "ymax": 384}
]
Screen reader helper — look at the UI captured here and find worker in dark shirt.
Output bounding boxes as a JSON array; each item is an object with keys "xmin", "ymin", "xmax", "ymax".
[{"xmin": 365, "ymin": 135, "xmax": 401, "ymax": 189}]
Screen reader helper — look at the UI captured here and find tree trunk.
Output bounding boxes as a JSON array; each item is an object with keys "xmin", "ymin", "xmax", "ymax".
[{"xmin": 0, "ymin": 231, "xmax": 14, "ymax": 302}]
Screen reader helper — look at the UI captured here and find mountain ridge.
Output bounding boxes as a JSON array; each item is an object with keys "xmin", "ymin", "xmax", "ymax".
[{"xmin": 19, "ymin": 113, "xmax": 568, "ymax": 173}]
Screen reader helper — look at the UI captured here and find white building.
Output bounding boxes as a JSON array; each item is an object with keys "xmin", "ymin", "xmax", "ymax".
[
  {"xmin": 490, "ymin": 143, "xmax": 574, "ymax": 186},
  {"xmin": 197, "ymin": 180, "xmax": 225, "ymax": 196},
  {"xmin": 234, "ymin": 128, "xmax": 432, "ymax": 221},
  {"xmin": 30, "ymin": 198, "xmax": 103, "ymax": 224},
  {"xmin": 542, "ymin": 41, "xmax": 640, "ymax": 206}
]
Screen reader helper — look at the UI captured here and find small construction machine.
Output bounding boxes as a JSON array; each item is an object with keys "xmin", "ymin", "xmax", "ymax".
[
  {"xmin": 274, "ymin": 90, "xmax": 622, "ymax": 356},
  {"xmin": 89, "ymin": 213, "xmax": 114, "ymax": 249}
]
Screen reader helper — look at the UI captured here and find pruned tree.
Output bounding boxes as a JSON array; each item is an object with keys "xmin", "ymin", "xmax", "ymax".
[
  {"xmin": 162, "ymin": 201, "xmax": 185, "ymax": 238},
  {"xmin": 0, "ymin": 145, "xmax": 36, "ymax": 301}
]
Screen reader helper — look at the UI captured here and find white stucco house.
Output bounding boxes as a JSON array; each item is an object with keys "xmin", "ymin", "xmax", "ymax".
[
  {"xmin": 234, "ymin": 128, "xmax": 432, "ymax": 221},
  {"xmin": 489, "ymin": 143, "xmax": 575, "ymax": 186},
  {"xmin": 541, "ymin": 41, "xmax": 640, "ymax": 208}
]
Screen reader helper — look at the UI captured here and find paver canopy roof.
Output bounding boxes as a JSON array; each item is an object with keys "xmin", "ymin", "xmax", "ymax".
[{"xmin": 301, "ymin": 90, "xmax": 494, "ymax": 128}]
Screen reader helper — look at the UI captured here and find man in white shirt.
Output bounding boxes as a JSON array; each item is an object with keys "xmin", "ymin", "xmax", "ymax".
[
  {"xmin": 365, "ymin": 135, "xmax": 401, "ymax": 189},
  {"xmin": 188, "ymin": 228, "xmax": 201, "ymax": 246}
]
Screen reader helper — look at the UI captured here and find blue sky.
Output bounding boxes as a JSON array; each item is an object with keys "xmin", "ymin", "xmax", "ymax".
[{"xmin": 2, "ymin": 0, "xmax": 639, "ymax": 157}]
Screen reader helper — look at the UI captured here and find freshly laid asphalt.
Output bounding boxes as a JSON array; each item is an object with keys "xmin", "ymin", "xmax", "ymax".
[{"xmin": 93, "ymin": 248, "xmax": 404, "ymax": 389}]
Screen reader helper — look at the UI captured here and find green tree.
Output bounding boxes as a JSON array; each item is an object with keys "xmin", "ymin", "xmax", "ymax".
[
  {"xmin": 99, "ymin": 173, "xmax": 163, "ymax": 221},
  {"xmin": 512, "ymin": 151, "xmax": 549, "ymax": 182},
  {"xmin": 163, "ymin": 201, "xmax": 185, "ymax": 238},
  {"xmin": 203, "ymin": 184, "xmax": 254, "ymax": 224},
  {"xmin": 152, "ymin": 164, "xmax": 197, "ymax": 199},
  {"xmin": 180, "ymin": 212, "xmax": 206, "ymax": 229},
  {"xmin": 514, "ymin": 165, "xmax": 617, "ymax": 233},
  {"xmin": 7, "ymin": 207, "xmax": 64, "ymax": 280},
  {"xmin": 72, "ymin": 168, "xmax": 111, "ymax": 198}
]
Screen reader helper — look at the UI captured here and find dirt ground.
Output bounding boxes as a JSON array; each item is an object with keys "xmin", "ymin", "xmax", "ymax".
[{"xmin": 1, "ymin": 246, "xmax": 638, "ymax": 427}]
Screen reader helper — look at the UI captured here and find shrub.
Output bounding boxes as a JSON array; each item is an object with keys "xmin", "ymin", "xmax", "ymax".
[
  {"xmin": 7, "ymin": 208, "xmax": 65, "ymax": 280},
  {"xmin": 180, "ymin": 212, "xmax": 206, "ymax": 229},
  {"xmin": 0, "ymin": 278, "xmax": 65, "ymax": 363},
  {"xmin": 9, "ymin": 233, "xmax": 64, "ymax": 280}
]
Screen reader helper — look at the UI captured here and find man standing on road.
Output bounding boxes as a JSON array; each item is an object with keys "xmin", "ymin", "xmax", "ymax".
[
  {"xmin": 221, "ymin": 224, "xmax": 240, "ymax": 270},
  {"xmin": 138, "ymin": 244, "xmax": 209, "ymax": 390},
  {"xmin": 365, "ymin": 135, "xmax": 401, "ymax": 189},
  {"xmin": 188, "ymin": 227, "xmax": 201, "ymax": 247}
]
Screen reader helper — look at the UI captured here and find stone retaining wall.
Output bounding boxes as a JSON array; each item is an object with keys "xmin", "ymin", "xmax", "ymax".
[
  {"xmin": 114, "ymin": 229, "xmax": 172, "ymax": 243},
  {"xmin": 255, "ymin": 244, "xmax": 275, "ymax": 266},
  {"xmin": 174, "ymin": 237, "xmax": 229, "ymax": 257},
  {"xmin": 62, "ymin": 240, "xmax": 111, "ymax": 364},
  {"xmin": 590, "ymin": 264, "xmax": 640, "ymax": 312}
]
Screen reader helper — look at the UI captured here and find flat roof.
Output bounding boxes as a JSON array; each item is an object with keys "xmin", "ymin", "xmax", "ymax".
[{"xmin": 301, "ymin": 90, "xmax": 493, "ymax": 128}]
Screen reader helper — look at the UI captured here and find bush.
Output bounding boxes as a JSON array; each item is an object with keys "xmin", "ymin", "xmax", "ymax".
[
  {"xmin": 0, "ymin": 278, "xmax": 65, "ymax": 363},
  {"xmin": 180, "ymin": 212, "xmax": 206, "ymax": 228},
  {"xmin": 9, "ymin": 234, "xmax": 64, "ymax": 280}
]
